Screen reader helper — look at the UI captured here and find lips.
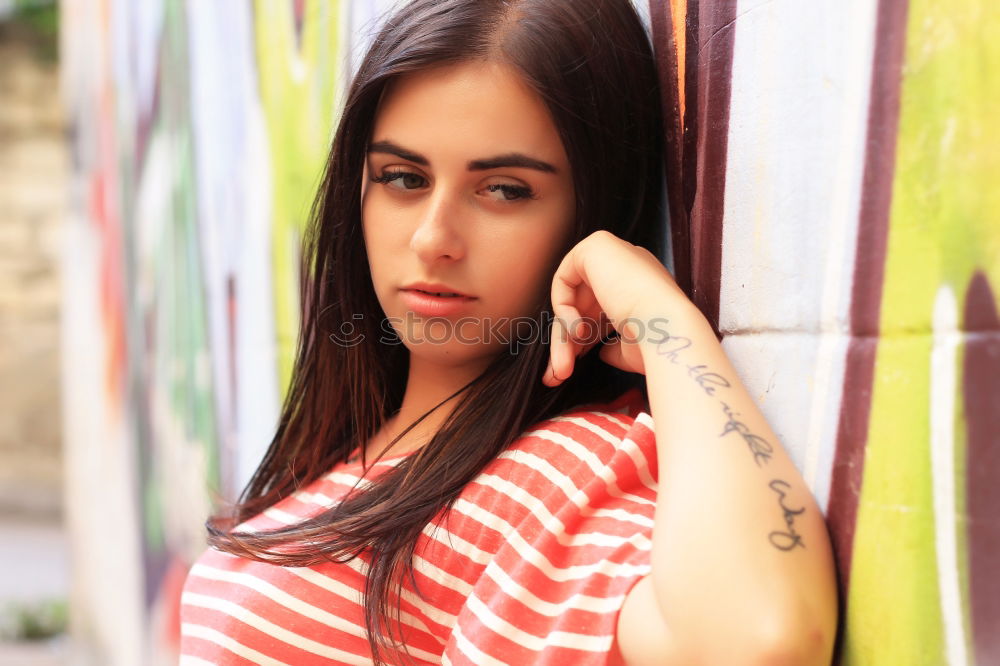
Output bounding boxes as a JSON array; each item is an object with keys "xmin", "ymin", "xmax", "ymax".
[
  {"xmin": 401, "ymin": 282, "xmax": 475, "ymax": 299},
  {"xmin": 412, "ymin": 289, "xmax": 462, "ymax": 297},
  {"xmin": 399, "ymin": 282, "xmax": 477, "ymax": 317}
]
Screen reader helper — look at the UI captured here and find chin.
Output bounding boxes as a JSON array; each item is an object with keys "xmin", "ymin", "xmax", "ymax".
[
  {"xmin": 403, "ymin": 339, "xmax": 505, "ymax": 368},
  {"xmin": 382, "ymin": 309, "xmax": 529, "ymax": 367}
]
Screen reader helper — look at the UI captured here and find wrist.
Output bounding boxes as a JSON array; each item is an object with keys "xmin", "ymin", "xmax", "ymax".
[
  {"xmin": 625, "ymin": 294, "xmax": 708, "ymax": 339},
  {"xmin": 631, "ymin": 302, "xmax": 715, "ymax": 363}
]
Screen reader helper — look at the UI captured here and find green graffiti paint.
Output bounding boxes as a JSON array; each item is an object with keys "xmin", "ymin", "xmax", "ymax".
[
  {"xmin": 846, "ymin": 0, "xmax": 1000, "ymax": 663},
  {"xmin": 254, "ymin": 0, "xmax": 344, "ymax": 395}
]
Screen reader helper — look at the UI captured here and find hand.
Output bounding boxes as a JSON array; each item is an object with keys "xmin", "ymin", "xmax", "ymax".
[{"xmin": 542, "ymin": 230, "xmax": 697, "ymax": 386}]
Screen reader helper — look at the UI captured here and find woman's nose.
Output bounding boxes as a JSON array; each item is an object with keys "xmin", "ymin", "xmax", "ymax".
[{"xmin": 409, "ymin": 190, "xmax": 466, "ymax": 263}]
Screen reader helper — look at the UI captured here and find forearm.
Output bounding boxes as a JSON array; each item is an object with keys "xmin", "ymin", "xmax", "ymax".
[{"xmin": 635, "ymin": 301, "xmax": 836, "ymax": 663}]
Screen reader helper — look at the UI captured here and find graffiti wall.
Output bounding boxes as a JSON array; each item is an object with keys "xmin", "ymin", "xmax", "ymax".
[
  {"xmin": 60, "ymin": 0, "xmax": 997, "ymax": 663},
  {"xmin": 60, "ymin": 0, "xmax": 390, "ymax": 661},
  {"xmin": 649, "ymin": 0, "xmax": 1000, "ymax": 664}
]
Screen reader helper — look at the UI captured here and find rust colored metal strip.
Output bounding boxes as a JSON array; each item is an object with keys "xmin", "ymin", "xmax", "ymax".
[
  {"xmin": 649, "ymin": 0, "xmax": 690, "ymax": 289},
  {"xmin": 686, "ymin": 0, "xmax": 737, "ymax": 330}
]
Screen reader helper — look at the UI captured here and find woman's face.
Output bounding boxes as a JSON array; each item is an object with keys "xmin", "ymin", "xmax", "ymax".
[{"xmin": 362, "ymin": 60, "xmax": 576, "ymax": 368}]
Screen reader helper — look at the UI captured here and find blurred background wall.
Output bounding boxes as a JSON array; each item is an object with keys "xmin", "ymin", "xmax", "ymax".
[
  {"xmin": 56, "ymin": 1, "xmax": 398, "ymax": 662},
  {"xmin": 0, "ymin": 0, "xmax": 993, "ymax": 664},
  {"xmin": 0, "ymin": 1, "xmax": 70, "ymax": 661},
  {"xmin": 0, "ymin": 0, "xmax": 64, "ymax": 522}
]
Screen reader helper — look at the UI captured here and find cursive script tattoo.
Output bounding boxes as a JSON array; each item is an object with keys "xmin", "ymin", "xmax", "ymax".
[
  {"xmin": 649, "ymin": 318, "xmax": 806, "ymax": 553},
  {"xmin": 686, "ymin": 364, "xmax": 731, "ymax": 397},
  {"xmin": 651, "ymin": 325, "xmax": 732, "ymax": 398},
  {"xmin": 768, "ymin": 479, "xmax": 806, "ymax": 551},
  {"xmin": 653, "ymin": 331, "xmax": 693, "ymax": 364},
  {"xmin": 719, "ymin": 402, "xmax": 774, "ymax": 466}
]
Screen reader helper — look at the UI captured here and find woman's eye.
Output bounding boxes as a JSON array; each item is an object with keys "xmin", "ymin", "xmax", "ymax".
[
  {"xmin": 371, "ymin": 170, "xmax": 427, "ymax": 191},
  {"xmin": 483, "ymin": 183, "xmax": 537, "ymax": 202}
]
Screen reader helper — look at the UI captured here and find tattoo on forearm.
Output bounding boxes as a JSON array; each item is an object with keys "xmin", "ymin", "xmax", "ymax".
[
  {"xmin": 686, "ymin": 364, "xmax": 731, "ymax": 396},
  {"xmin": 650, "ymin": 318, "xmax": 807, "ymax": 552},
  {"xmin": 654, "ymin": 330, "xmax": 731, "ymax": 397},
  {"xmin": 653, "ymin": 331, "xmax": 693, "ymax": 364},
  {"xmin": 719, "ymin": 402, "xmax": 774, "ymax": 467},
  {"xmin": 768, "ymin": 479, "xmax": 806, "ymax": 551}
]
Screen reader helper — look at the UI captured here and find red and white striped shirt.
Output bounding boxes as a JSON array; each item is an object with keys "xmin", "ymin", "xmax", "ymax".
[{"xmin": 180, "ymin": 389, "xmax": 657, "ymax": 664}]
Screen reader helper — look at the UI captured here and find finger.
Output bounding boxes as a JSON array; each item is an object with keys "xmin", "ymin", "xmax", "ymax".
[
  {"xmin": 545, "ymin": 250, "xmax": 583, "ymax": 385},
  {"xmin": 543, "ymin": 319, "xmax": 566, "ymax": 386},
  {"xmin": 550, "ymin": 301, "xmax": 607, "ymax": 385},
  {"xmin": 544, "ymin": 362, "xmax": 575, "ymax": 387},
  {"xmin": 546, "ymin": 239, "xmax": 609, "ymax": 385},
  {"xmin": 550, "ymin": 316, "xmax": 580, "ymax": 385},
  {"xmin": 543, "ymin": 359, "xmax": 556, "ymax": 386},
  {"xmin": 546, "ymin": 315, "xmax": 610, "ymax": 387},
  {"xmin": 543, "ymin": 341, "xmax": 560, "ymax": 387},
  {"xmin": 550, "ymin": 246, "xmax": 587, "ymax": 340},
  {"xmin": 598, "ymin": 338, "xmax": 632, "ymax": 373}
]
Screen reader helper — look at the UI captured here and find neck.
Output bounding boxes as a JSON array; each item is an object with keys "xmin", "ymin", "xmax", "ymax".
[{"xmin": 369, "ymin": 352, "xmax": 493, "ymax": 459}]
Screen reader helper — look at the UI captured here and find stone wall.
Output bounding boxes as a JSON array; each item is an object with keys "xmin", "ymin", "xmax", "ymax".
[{"xmin": 0, "ymin": 21, "xmax": 66, "ymax": 519}]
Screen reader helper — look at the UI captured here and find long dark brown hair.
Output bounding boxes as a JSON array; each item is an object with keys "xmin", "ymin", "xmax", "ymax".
[{"xmin": 207, "ymin": 0, "xmax": 665, "ymax": 662}]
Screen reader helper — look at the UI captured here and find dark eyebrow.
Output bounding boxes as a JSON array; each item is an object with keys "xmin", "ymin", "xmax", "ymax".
[
  {"xmin": 368, "ymin": 140, "xmax": 429, "ymax": 166},
  {"xmin": 368, "ymin": 140, "xmax": 558, "ymax": 174},
  {"xmin": 468, "ymin": 153, "xmax": 557, "ymax": 173}
]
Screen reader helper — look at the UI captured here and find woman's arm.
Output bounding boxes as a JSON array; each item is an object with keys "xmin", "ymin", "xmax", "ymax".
[{"xmin": 545, "ymin": 231, "xmax": 838, "ymax": 665}]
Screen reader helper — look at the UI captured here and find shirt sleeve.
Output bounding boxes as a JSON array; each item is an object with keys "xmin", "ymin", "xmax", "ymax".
[{"xmin": 441, "ymin": 403, "xmax": 658, "ymax": 665}]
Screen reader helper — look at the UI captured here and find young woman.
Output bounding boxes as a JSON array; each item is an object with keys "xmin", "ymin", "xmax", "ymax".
[{"xmin": 180, "ymin": 0, "xmax": 838, "ymax": 664}]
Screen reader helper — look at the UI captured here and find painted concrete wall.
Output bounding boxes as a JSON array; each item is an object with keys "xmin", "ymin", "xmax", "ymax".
[
  {"xmin": 60, "ymin": 0, "xmax": 998, "ymax": 663},
  {"xmin": 649, "ymin": 1, "xmax": 999, "ymax": 663},
  {"xmin": 60, "ymin": 1, "xmax": 379, "ymax": 661}
]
